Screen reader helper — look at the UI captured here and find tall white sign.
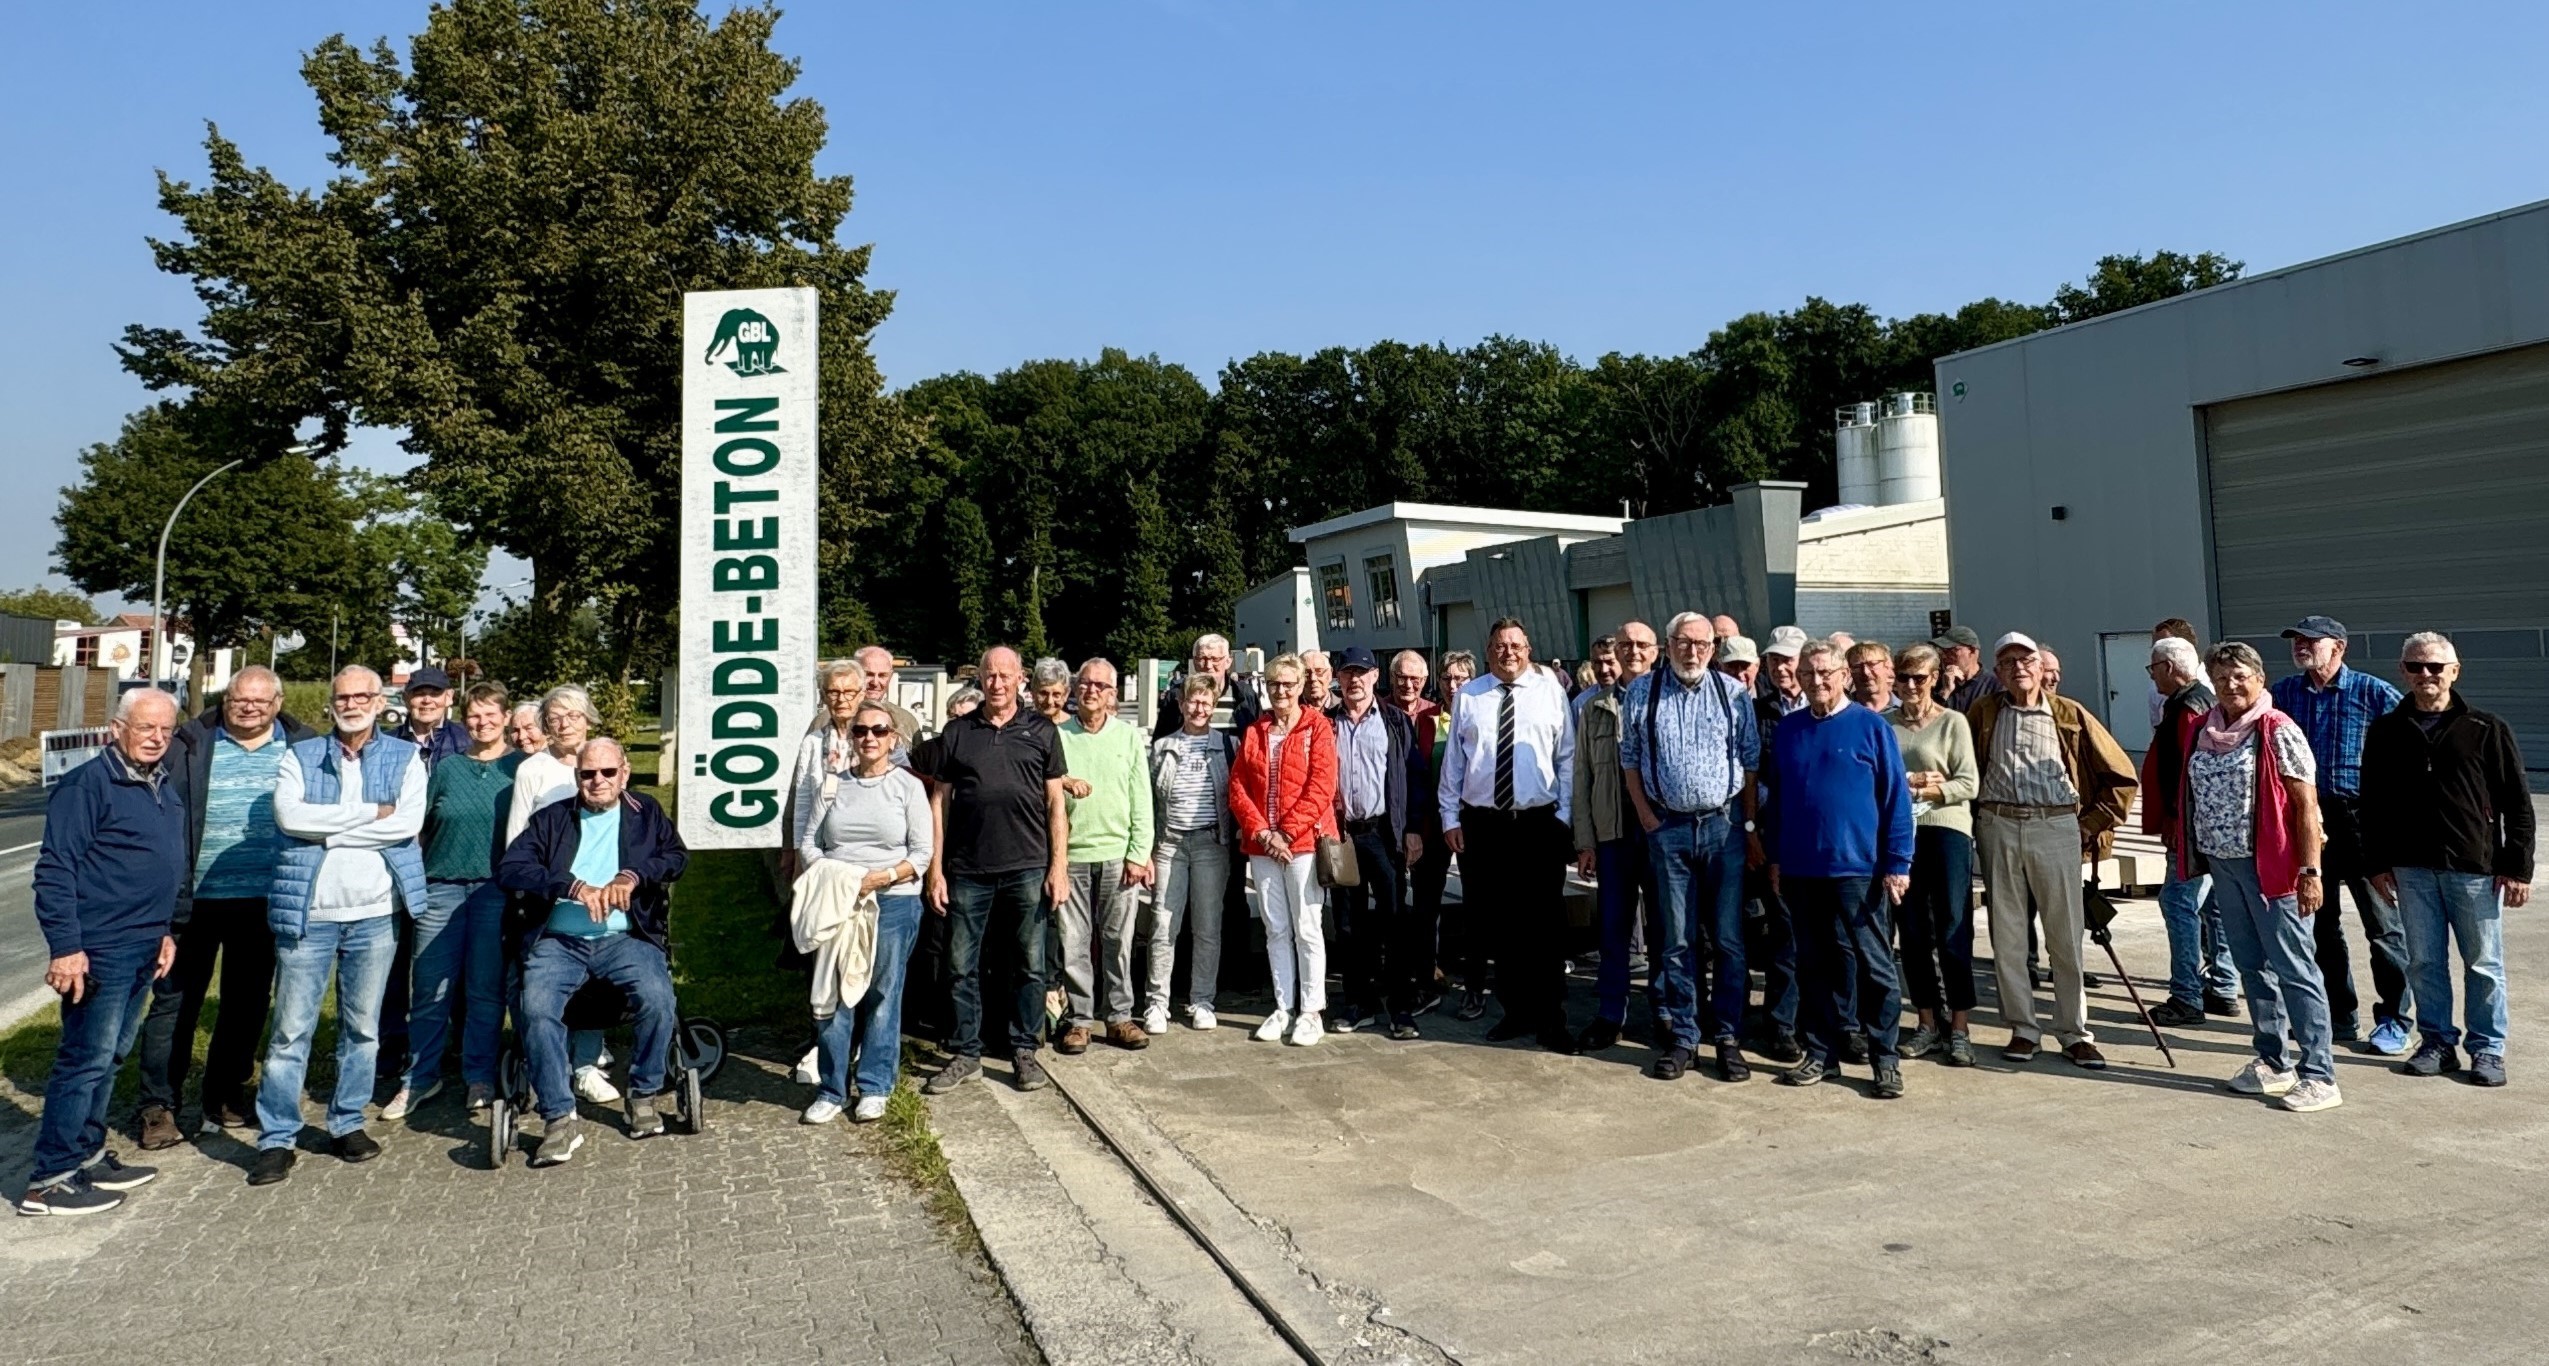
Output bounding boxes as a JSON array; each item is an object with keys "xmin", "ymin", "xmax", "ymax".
[{"xmin": 679, "ymin": 287, "xmax": 818, "ymax": 849}]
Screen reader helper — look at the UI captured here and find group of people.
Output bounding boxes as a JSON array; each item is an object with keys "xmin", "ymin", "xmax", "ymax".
[{"xmin": 23, "ymin": 665, "xmax": 694, "ymax": 1216}]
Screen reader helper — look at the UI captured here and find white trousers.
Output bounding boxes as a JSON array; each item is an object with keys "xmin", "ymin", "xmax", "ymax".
[{"xmin": 1251, "ymin": 853, "xmax": 1327, "ymax": 1015}]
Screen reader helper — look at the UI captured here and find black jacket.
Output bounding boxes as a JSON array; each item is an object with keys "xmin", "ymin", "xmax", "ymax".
[
  {"xmin": 171, "ymin": 706, "xmax": 320, "ymax": 920},
  {"xmin": 1326, "ymin": 700, "xmax": 1430, "ymax": 843},
  {"xmin": 2361, "ymin": 696, "xmax": 2534, "ymax": 881},
  {"xmin": 1153, "ymin": 671, "xmax": 1262, "ymax": 739},
  {"xmin": 497, "ymin": 790, "xmax": 690, "ymax": 956}
]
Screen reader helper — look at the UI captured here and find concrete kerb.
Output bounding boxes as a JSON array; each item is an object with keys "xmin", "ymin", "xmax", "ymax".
[{"xmin": 0, "ymin": 985, "xmax": 58, "ymax": 1035}]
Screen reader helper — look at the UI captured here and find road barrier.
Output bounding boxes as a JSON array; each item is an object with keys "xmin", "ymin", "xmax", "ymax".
[{"xmin": 40, "ymin": 727, "xmax": 112, "ymax": 786}]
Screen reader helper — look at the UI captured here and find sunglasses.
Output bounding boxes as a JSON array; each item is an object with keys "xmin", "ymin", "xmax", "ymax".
[
  {"xmin": 575, "ymin": 767, "xmax": 622, "ymax": 781},
  {"xmin": 2402, "ymin": 661, "xmax": 2451, "ymax": 676},
  {"xmin": 849, "ymin": 723, "xmax": 895, "ymax": 738},
  {"xmin": 1899, "ymin": 673, "xmax": 1933, "ymax": 684}
]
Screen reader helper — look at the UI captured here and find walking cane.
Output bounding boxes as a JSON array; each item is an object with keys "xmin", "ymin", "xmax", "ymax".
[{"xmin": 2082, "ymin": 870, "xmax": 2177, "ymax": 1068}]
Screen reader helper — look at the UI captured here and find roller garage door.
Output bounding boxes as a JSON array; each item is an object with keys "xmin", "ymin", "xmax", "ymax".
[{"xmin": 2205, "ymin": 342, "xmax": 2549, "ymax": 776}]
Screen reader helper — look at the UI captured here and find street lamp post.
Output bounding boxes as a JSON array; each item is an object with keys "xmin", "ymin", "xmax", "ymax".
[{"xmin": 151, "ymin": 443, "xmax": 312, "ymax": 687}]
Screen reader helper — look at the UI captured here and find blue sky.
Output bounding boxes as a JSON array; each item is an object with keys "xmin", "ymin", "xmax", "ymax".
[{"xmin": 4, "ymin": 2, "xmax": 2546, "ymax": 602}]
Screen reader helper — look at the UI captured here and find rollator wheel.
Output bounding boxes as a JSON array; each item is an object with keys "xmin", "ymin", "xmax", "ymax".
[
  {"xmin": 680, "ymin": 1065, "xmax": 706, "ymax": 1135},
  {"xmin": 678, "ymin": 1018, "xmax": 727, "ymax": 1085},
  {"xmin": 487, "ymin": 1093, "xmax": 514, "ymax": 1169}
]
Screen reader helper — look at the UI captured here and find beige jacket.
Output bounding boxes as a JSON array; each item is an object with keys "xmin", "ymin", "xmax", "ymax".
[
  {"xmin": 789, "ymin": 858, "xmax": 879, "ymax": 1020},
  {"xmin": 1571, "ymin": 685, "xmax": 1630, "ymax": 852}
]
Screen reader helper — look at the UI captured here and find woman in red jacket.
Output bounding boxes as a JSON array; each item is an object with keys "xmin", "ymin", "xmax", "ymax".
[{"xmin": 1227, "ymin": 653, "xmax": 1338, "ymax": 1047}]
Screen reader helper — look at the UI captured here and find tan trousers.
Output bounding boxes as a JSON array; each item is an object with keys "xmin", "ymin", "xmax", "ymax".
[{"xmin": 1978, "ymin": 808, "xmax": 2094, "ymax": 1046}]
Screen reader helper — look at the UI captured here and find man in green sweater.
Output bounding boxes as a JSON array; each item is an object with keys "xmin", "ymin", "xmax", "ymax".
[{"xmin": 1055, "ymin": 658, "xmax": 1157, "ymax": 1052}]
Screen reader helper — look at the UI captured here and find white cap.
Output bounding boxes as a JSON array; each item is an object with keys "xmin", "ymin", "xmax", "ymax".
[
  {"xmin": 1762, "ymin": 626, "xmax": 1810, "ymax": 659},
  {"xmin": 1993, "ymin": 631, "xmax": 2040, "ymax": 657}
]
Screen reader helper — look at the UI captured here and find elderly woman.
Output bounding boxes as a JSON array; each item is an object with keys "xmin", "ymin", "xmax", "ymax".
[
  {"xmin": 1146, "ymin": 674, "xmax": 1236, "ymax": 1034},
  {"xmin": 506, "ymin": 702, "xmax": 546, "ymax": 757},
  {"xmin": 944, "ymin": 685, "xmax": 984, "ymax": 722},
  {"xmin": 1438, "ymin": 650, "xmax": 1477, "ymax": 702},
  {"xmin": 791, "ymin": 663, "xmax": 869, "ymax": 846},
  {"xmin": 1030, "ymin": 657, "xmax": 1073, "ymax": 727},
  {"xmin": 503, "ymin": 683, "xmax": 616, "ymax": 1104},
  {"xmin": 2181, "ymin": 642, "xmax": 2339, "ymax": 1112},
  {"xmin": 1885, "ymin": 644, "xmax": 1982, "ymax": 1067},
  {"xmin": 1227, "ymin": 653, "xmax": 1337, "ymax": 1047},
  {"xmin": 792, "ymin": 702, "xmax": 932, "ymax": 1124}
]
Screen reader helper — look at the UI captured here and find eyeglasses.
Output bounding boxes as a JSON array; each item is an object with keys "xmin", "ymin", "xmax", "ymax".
[
  {"xmin": 333, "ymin": 691, "xmax": 379, "ymax": 704},
  {"xmin": 229, "ymin": 695, "xmax": 277, "ymax": 707},
  {"xmin": 822, "ymin": 688, "xmax": 861, "ymax": 699},
  {"xmin": 1078, "ymin": 680, "xmax": 1116, "ymax": 692},
  {"xmin": 2402, "ymin": 660, "xmax": 2451, "ymax": 676},
  {"xmin": 849, "ymin": 723, "xmax": 895, "ymax": 738},
  {"xmin": 575, "ymin": 767, "xmax": 622, "ymax": 781}
]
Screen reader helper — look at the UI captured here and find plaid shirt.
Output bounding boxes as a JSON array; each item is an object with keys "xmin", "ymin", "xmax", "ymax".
[{"xmin": 2269, "ymin": 665, "xmax": 2402, "ymax": 798}]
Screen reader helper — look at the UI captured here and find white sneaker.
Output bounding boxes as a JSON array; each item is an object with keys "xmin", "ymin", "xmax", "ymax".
[
  {"xmin": 1253, "ymin": 1009, "xmax": 1292, "ymax": 1042},
  {"xmin": 381, "ymin": 1079, "xmax": 440, "ymax": 1120},
  {"xmin": 2227, "ymin": 1058, "xmax": 2298, "ymax": 1096},
  {"xmin": 801, "ymin": 1099, "xmax": 843, "ymax": 1125},
  {"xmin": 573, "ymin": 1065, "xmax": 622, "ymax": 1104},
  {"xmin": 1188, "ymin": 1005, "xmax": 1217, "ymax": 1032},
  {"xmin": 2280, "ymin": 1078, "xmax": 2344, "ymax": 1113},
  {"xmin": 1288, "ymin": 1012, "xmax": 1324, "ymax": 1047},
  {"xmin": 851, "ymin": 1096, "xmax": 889, "ymax": 1124},
  {"xmin": 1143, "ymin": 1007, "xmax": 1170, "ymax": 1038},
  {"xmin": 791, "ymin": 1046, "xmax": 821, "ymax": 1085}
]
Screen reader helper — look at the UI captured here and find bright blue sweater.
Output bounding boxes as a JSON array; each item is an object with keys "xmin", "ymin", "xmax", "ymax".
[{"xmin": 1768, "ymin": 701, "xmax": 1914, "ymax": 880}]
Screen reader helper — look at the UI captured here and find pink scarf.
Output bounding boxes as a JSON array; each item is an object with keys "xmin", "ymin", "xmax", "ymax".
[{"xmin": 2198, "ymin": 695, "xmax": 2281, "ymax": 755}]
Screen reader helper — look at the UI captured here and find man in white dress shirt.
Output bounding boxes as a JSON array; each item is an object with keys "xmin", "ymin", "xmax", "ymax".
[{"xmin": 1439, "ymin": 618, "xmax": 1578, "ymax": 1053}]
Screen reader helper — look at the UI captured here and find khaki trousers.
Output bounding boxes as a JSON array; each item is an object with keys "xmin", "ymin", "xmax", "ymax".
[{"xmin": 1978, "ymin": 808, "xmax": 2094, "ymax": 1046}]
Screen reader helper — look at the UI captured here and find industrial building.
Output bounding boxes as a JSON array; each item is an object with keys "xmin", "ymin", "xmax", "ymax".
[{"xmin": 1933, "ymin": 199, "xmax": 2549, "ymax": 772}]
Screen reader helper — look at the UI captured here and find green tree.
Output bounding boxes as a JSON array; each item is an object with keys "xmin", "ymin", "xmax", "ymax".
[
  {"xmin": 0, "ymin": 588, "xmax": 100, "ymax": 625},
  {"xmin": 2049, "ymin": 250, "xmax": 2245, "ymax": 324},
  {"xmin": 117, "ymin": 0, "xmax": 918, "ymax": 685}
]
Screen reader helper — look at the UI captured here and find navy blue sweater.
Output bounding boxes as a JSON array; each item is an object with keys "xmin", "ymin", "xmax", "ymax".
[
  {"xmin": 1768, "ymin": 701, "xmax": 1915, "ymax": 880},
  {"xmin": 32, "ymin": 748, "xmax": 190, "ymax": 956}
]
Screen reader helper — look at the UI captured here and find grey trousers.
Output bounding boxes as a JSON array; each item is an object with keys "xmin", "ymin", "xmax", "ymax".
[
  {"xmin": 1060, "ymin": 861, "xmax": 1142, "ymax": 1027},
  {"xmin": 1147, "ymin": 829, "xmax": 1229, "ymax": 1015},
  {"xmin": 1978, "ymin": 808, "xmax": 2094, "ymax": 1046}
]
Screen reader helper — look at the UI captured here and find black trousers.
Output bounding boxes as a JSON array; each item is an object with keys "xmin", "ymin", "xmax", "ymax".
[
  {"xmin": 1327, "ymin": 819, "xmax": 1407, "ymax": 1018},
  {"xmin": 1410, "ymin": 829, "xmax": 1458, "ymax": 989},
  {"xmin": 1458, "ymin": 804, "xmax": 1570, "ymax": 1029},
  {"xmin": 2316, "ymin": 791, "xmax": 2412, "ymax": 1033},
  {"xmin": 136, "ymin": 896, "xmax": 276, "ymax": 1114}
]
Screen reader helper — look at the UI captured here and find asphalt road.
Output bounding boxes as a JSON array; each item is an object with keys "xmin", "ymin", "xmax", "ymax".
[{"xmin": 0, "ymin": 783, "xmax": 57, "ymax": 1026}]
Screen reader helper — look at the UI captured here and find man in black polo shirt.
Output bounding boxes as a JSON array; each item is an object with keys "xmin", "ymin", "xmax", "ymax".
[{"xmin": 918, "ymin": 646, "xmax": 1073, "ymax": 1093}]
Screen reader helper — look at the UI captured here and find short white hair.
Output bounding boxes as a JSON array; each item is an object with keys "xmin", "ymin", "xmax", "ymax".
[
  {"xmin": 2401, "ymin": 631, "xmax": 2458, "ymax": 662},
  {"xmin": 1390, "ymin": 649, "xmax": 1429, "ymax": 676},
  {"xmin": 2150, "ymin": 636, "xmax": 2200, "ymax": 675},
  {"xmin": 1192, "ymin": 633, "xmax": 1231, "ymax": 661},
  {"xmin": 854, "ymin": 645, "xmax": 895, "ymax": 670},
  {"xmin": 540, "ymin": 684, "xmax": 601, "ymax": 726},
  {"xmin": 115, "ymin": 687, "xmax": 178, "ymax": 723},
  {"xmin": 1663, "ymin": 611, "xmax": 1713, "ymax": 643}
]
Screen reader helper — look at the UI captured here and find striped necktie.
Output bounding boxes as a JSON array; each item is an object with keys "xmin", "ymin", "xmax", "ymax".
[{"xmin": 1494, "ymin": 682, "xmax": 1517, "ymax": 810}]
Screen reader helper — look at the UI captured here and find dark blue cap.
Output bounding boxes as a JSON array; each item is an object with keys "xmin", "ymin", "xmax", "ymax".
[
  {"xmin": 1335, "ymin": 646, "xmax": 1382, "ymax": 672},
  {"xmin": 405, "ymin": 665, "xmax": 454, "ymax": 692},
  {"xmin": 2280, "ymin": 615, "xmax": 2348, "ymax": 642}
]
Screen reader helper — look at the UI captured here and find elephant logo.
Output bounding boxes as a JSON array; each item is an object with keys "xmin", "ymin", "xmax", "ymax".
[{"xmin": 703, "ymin": 307, "xmax": 785, "ymax": 376}]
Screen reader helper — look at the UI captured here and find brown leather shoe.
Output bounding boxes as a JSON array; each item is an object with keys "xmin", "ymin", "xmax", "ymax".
[
  {"xmin": 1055, "ymin": 1025, "xmax": 1092, "ymax": 1055},
  {"xmin": 2000, "ymin": 1035, "xmax": 2040, "ymax": 1063},
  {"xmin": 2066, "ymin": 1040, "xmax": 2108, "ymax": 1070},
  {"xmin": 135, "ymin": 1104, "xmax": 183, "ymax": 1152},
  {"xmin": 1107, "ymin": 1020, "xmax": 1151, "ymax": 1050}
]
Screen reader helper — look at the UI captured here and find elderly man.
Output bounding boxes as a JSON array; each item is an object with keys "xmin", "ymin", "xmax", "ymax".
[
  {"xmin": 1573, "ymin": 623, "xmax": 1668, "ymax": 1051},
  {"xmin": 1326, "ymin": 648, "xmax": 1428, "ymax": 1037},
  {"xmin": 852, "ymin": 646, "xmax": 924, "ymax": 747},
  {"xmin": 1767, "ymin": 641, "xmax": 1915, "ymax": 1096},
  {"xmin": 2364, "ymin": 633, "xmax": 2534, "ymax": 1087},
  {"xmin": 497, "ymin": 739, "xmax": 688, "ymax": 1164},
  {"xmin": 1301, "ymin": 650, "xmax": 1335, "ymax": 712},
  {"xmin": 1441, "ymin": 618, "xmax": 1577, "ymax": 1052},
  {"xmin": 1969, "ymin": 634, "xmax": 2136, "ymax": 1068},
  {"xmin": 1622, "ymin": 613, "xmax": 1763, "ymax": 1079},
  {"xmin": 1845, "ymin": 640, "xmax": 1895, "ymax": 709},
  {"xmin": 1054, "ymin": 657, "xmax": 1156, "ymax": 1052},
  {"xmin": 1742, "ymin": 628, "xmax": 1812, "ymax": 1062},
  {"xmin": 19, "ymin": 690, "xmax": 184, "ymax": 1216},
  {"xmin": 1932, "ymin": 626, "xmax": 1997, "ymax": 711},
  {"xmin": 2142, "ymin": 637, "xmax": 2238, "ymax": 1025},
  {"xmin": 132, "ymin": 667, "xmax": 315, "ymax": 1148},
  {"xmin": 392, "ymin": 665, "xmax": 470, "ymax": 766},
  {"xmin": 919, "ymin": 648, "xmax": 1073, "ymax": 1094},
  {"xmin": 1715, "ymin": 635, "xmax": 1760, "ymax": 693},
  {"xmin": 1711, "ymin": 614, "xmax": 1742, "ymax": 644},
  {"xmin": 2271, "ymin": 614, "xmax": 2413, "ymax": 1055},
  {"xmin": 248, "ymin": 667, "xmax": 429, "ymax": 1187},
  {"xmin": 1155, "ymin": 633, "xmax": 1261, "ymax": 737}
]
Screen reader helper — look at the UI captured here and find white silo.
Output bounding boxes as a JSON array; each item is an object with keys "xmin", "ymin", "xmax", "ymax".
[
  {"xmin": 1834, "ymin": 401, "xmax": 1880, "ymax": 506},
  {"xmin": 1876, "ymin": 391, "xmax": 1941, "ymax": 505}
]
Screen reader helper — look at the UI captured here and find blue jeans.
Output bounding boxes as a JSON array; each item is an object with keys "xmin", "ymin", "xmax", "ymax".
[
  {"xmin": 1793, "ymin": 875, "xmax": 1903, "ymax": 1067},
  {"xmin": 815, "ymin": 893, "xmax": 924, "ymax": 1104},
  {"xmin": 520, "ymin": 933, "xmax": 676, "ymax": 1121},
  {"xmin": 407, "ymin": 879, "xmax": 507, "ymax": 1092},
  {"xmin": 1648, "ymin": 811, "xmax": 1747, "ymax": 1048},
  {"xmin": 31, "ymin": 937, "xmax": 159, "ymax": 1187},
  {"xmin": 2212, "ymin": 856, "xmax": 2336, "ymax": 1084},
  {"xmin": 2394, "ymin": 867, "xmax": 2508, "ymax": 1056},
  {"xmin": 2157, "ymin": 865, "xmax": 2236, "ymax": 1008},
  {"xmin": 1593, "ymin": 825, "xmax": 1661, "ymax": 1026},
  {"xmin": 258, "ymin": 916, "xmax": 399, "ymax": 1148},
  {"xmin": 1897, "ymin": 827, "xmax": 1975, "ymax": 1015},
  {"xmin": 945, "ymin": 868, "xmax": 1051, "ymax": 1058}
]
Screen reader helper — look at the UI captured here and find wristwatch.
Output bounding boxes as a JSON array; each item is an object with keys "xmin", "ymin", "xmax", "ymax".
[
  {"xmin": 2297, "ymin": 865, "xmax": 2322, "ymax": 878},
  {"xmin": 1743, "ymin": 819, "xmax": 1758, "ymax": 833}
]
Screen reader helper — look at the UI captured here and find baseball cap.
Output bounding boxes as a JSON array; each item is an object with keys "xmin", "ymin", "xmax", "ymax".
[
  {"xmin": 1992, "ymin": 632, "xmax": 2039, "ymax": 657},
  {"xmin": 1717, "ymin": 635, "xmax": 1760, "ymax": 666},
  {"xmin": 2280, "ymin": 614, "xmax": 2348, "ymax": 642},
  {"xmin": 1335, "ymin": 646, "xmax": 1381, "ymax": 672},
  {"xmin": 405, "ymin": 665, "xmax": 453, "ymax": 692},
  {"xmin": 1762, "ymin": 626, "xmax": 1810, "ymax": 659},
  {"xmin": 1931, "ymin": 625, "xmax": 1982, "ymax": 651}
]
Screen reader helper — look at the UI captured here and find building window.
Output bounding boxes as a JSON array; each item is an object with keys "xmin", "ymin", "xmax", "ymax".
[
  {"xmin": 1318, "ymin": 560, "xmax": 1354, "ymax": 632},
  {"xmin": 1364, "ymin": 554, "xmax": 1402, "ymax": 630},
  {"xmin": 73, "ymin": 636, "xmax": 98, "ymax": 667}
]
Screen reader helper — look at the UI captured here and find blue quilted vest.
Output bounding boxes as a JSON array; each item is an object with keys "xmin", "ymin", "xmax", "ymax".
[{"xmin": 268, "ymin": 732, "xmax": 431, "ymax": 941}]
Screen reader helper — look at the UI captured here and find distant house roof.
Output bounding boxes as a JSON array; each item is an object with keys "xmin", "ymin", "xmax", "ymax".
[
  {"xmin": 1288, "ymin": 502, "xmax": 1626, "ymax": 544},
  {"xmin": 1796, "ymin": 498, "xmax": 1943, "ymax": 542}
]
